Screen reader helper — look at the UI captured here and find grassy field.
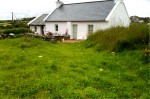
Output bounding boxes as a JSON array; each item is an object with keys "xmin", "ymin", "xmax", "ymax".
[{"xmin": 0, "ymin": 37, "xmax": 149, "ymax": 98}]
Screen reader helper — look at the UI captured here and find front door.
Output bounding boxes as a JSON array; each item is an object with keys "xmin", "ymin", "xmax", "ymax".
[
  {"xmin": 41, "ymin": 26, "xmax": 44, "ymax": 35},
  {"xmin": 72, "ymin": 25, "xmax": 77, "ymax": 39}
]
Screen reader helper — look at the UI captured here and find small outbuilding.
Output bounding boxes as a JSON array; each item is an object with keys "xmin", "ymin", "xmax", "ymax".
[{"xmin": 28, "ymin": 14, "xmax": 48, "ymax": 35}]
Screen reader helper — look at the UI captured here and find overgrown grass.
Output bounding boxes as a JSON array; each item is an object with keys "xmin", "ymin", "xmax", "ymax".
[
  {"xmin": 85, "ymin": 23, "xmax": 149, "ymax": 52},
  {"xmin": 0, "ymin": 37, "xmax": 149, "ymax": 98}
]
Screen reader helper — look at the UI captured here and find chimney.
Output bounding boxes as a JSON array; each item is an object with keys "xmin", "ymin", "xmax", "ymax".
[
  {"xmin": 114, "ymin": 0, "xmax": 123, "ymax": 3},
  {"xmin": 56, "ymin": 0, "xmax": 63, "ymax": 8}
]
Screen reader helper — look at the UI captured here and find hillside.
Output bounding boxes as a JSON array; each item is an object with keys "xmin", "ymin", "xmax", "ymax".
[{"xmin": 0, "ymin": 37, "xmax": 149, "ymax": 98}]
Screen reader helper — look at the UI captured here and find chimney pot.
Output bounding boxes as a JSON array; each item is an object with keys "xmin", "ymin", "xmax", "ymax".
[{"xmin": 56, "ymin": 0, "xmax": 63, "ymax": 8}]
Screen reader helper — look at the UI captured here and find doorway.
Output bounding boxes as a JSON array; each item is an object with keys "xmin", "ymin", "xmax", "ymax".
[
  {"xmin": 41, "ymin": 26, "xmax": 44, "ymax": 35},
  {"xmin": 72, "ymin": 24, "xmax": 77, "ymax": 39}
]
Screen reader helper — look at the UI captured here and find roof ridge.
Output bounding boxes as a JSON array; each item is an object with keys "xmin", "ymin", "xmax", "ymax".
[{"xmin": 63, "ymin": 0, "xmax": 113, "ymax": 5}]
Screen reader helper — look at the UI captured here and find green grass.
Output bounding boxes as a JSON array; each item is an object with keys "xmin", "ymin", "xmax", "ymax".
[{"xmin": 0, "ymin": 37, "xmax": 149, "ymax": 98}]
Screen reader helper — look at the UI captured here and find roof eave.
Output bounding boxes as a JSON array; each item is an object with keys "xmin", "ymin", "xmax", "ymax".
[
  {"xmin": 45, "ymin": 20, "xmax": 107, "ymax": 22},
  {"xmin": 29, "ymin": 24, "xmax": 45, "ymax": 26}
]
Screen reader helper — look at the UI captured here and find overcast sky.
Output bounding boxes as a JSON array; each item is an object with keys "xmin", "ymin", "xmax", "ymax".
[{"xmin": 0, "ymin": 0, "xmax": 149, "ymax": 20}]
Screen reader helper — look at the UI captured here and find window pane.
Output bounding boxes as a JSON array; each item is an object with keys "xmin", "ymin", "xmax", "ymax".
[
  {"xmin": 88, "ymin": 25, "xmax": 93, "ymax": 33},
  {"xmin": 55, "ymin": 24, "xmax": 58, "ymax": 31}
]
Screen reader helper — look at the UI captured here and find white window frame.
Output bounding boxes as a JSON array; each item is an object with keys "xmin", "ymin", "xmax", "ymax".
[{"xmin": 88, "ymin": 25, "xmax": 94, "ymax": 34}]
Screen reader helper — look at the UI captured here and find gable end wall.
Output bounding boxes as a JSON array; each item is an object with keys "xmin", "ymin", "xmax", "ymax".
[{"xmin": 108, "ymin": 2, "xmax": 130, "ymax": 27}]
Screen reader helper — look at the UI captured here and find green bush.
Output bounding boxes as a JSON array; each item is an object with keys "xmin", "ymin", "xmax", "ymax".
[
  {"xmin": 114, "ymin": 39, "xmax": 134, "ymax": 52},
  {"xmin": 85, "ymin": 23, "xmax": 149, "ymax": 52},
  {"xmin": 1, "ymin": 28, "xmax": 32, "ymax": 35}
]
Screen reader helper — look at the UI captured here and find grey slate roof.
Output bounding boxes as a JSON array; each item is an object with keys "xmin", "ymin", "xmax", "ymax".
[
  {"xmin": 45, "ymin": 0, "xmax": 115, "ymax": 22},
  {"xmin": 29, "ymin": 14, "xmax": 48, "ymax": 26}
]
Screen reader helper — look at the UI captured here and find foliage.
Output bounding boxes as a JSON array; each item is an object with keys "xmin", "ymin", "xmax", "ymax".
[
  {"xmin": 0, "ymin": 19, "xmax": 32, "ymax": 36},
  {"xmin": 0, "ymin": 37, "xmax": 149, "ymax": 98},
  {"xmin": 85, "ymin": 23, "xmax": 149, "ymax": 52},
  {"xmin": 0, "ymin": 28, "xmax": 32, "ymax": 35},
  {"xmin": 0, "ymin": 17, "xmax": 33, "ymax": 29},
  {"xmin": 11, "ymin": 20, "xmax": 30, "ymax": 28}
]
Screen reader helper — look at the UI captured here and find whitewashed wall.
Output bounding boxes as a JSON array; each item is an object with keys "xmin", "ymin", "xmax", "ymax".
[
  {"xmin": 45, "ymin": 22, "xmax": 67, "ymax": 35},
  {"xmin": 36, "ymin": 26, "xmax": 42, "ymax": 35},
  {"xmin": 45, "ymin": 22, "xmax": 109, "ymax": 39},
  {"xmin": 30, "ymin": 26, "xmax": 35, "ymax": 32},
  {"xmin": 30, "ymin": 26, "xmax": 45, "ymax": 35},
  {"xmin": 108, "ymin": 2, "xmax": 130, "ymax": 27},
  {"xmin": 71, "ymin": 22, "xmax": 109, "ymax": 39}
]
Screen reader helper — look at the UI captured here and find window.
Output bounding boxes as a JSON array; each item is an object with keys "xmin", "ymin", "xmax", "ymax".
[
  {"xmin": 88, "ymin": 25, "xmax": 93, "ymax": 33},
  {"xmin": 34, "ymin": 26, "xmax": 37, "ymax": 32},
  {"xmin": 55, "ymin": 24, "xmax": 58, "ymax": 31}
]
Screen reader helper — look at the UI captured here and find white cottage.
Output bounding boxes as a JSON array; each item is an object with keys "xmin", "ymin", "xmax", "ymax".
[
  {"xmin": 28, "ymin": 14, "xmax": 48, "ymax": 35},
  {"xmin": 44, "ymin": 0, "xmax": 130, "ymax": 39}
]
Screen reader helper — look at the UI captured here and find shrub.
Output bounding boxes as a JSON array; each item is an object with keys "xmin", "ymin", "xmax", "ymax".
[
  {"xmin": 1, "ymin": 28, "xmax": 32, "ymax": 35},
  {"xmin": 114, "ymin": 39, "xmax": 134, "ymax": 52},
  {"xmin": 85, "ymin": 23, "xmax": 149, "ymax": 52}
]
